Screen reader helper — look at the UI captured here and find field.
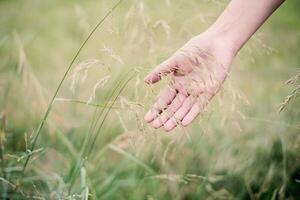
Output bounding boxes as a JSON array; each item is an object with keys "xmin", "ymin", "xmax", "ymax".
[{"xmin": 0, "ymin": 0, "xmax": 300, "ymax": 199}]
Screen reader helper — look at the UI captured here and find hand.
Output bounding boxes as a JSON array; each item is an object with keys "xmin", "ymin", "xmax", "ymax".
[{"xmin": 144, "ymin": 33, "xmax": 236, "ymax": 132}]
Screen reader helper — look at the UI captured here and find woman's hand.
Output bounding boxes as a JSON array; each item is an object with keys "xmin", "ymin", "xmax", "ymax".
[
  {"xmin": 144, "ymin": 32, "xmax": 237, "ymax": 132},
  {"xmin": 144, "ymin": 0, "xmax": 284, "ymax": 132}
]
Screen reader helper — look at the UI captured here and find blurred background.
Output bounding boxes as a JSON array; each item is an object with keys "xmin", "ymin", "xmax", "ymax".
[{"xmin": 0, "ymin": 0, "xmax": 299, "ymax": 199}]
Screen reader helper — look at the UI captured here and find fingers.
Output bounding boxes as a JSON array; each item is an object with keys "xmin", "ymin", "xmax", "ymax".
[
  {"xmin": 181, "ymin": 103, "xmax": 201, "ymax": 126},
  {"xmin": 144, "ymin": 55, "xmax": 177, "ymax": 84},
  {"xmin": 146, "ymin": 93, "xmax": 198, "ymax": 131},
  {"xmin": 163, "ymin": 96, "xmax": 196, "ymax": 132},
  {"xmin": 144, "ymin": 87, "xmax": 177, "ymax": 123},
  {"xmin": 152, "ymin": 93, "xmax": 186, "ymax": 128},
  {"xmin": 145, "ymin": 94, "xmax": 207, "ymax": 132}
]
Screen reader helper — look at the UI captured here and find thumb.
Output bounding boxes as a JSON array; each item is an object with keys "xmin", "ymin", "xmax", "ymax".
[{"xmin": 144, "ymin": 55, "xmax": 177, "ymax": 84}]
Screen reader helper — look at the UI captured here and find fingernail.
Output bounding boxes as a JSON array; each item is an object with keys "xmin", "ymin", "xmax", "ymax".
[
  {"xmin": 144, "ymin": 111, "xmax": 153, "ymax": 122},
  {"xmin": 144, "ymin": 74, "xmax": 152, "ymax": 83},
  {"xmin": 152, "ymin": 120, "xmax": 162, "ymax": 129}
]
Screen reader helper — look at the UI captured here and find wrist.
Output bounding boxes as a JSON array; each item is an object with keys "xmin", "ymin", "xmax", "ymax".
[{"xmin": 203, "ymin": 25, "xmax": 241, "ymax": 57}]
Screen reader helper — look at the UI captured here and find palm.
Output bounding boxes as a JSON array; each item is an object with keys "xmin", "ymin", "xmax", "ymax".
[{"xmin": 144, "ymin": 34, "xmax": 234, "ymax": 131}]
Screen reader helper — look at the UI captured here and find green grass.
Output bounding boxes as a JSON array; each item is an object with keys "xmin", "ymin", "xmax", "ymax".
[{"xmin": 0, "ymin": 0, "xmax": 300, "ymax": 199}]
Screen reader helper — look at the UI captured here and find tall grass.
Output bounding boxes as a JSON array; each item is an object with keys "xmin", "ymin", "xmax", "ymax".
[
  {"xmin": 0, "ymin": 0, "xmax": 300, "ymax": 199},
  {"xmin": 279, "ymin": 70, "xmax": 300, "ymax": 112},
  {"xmin": 67, "ymin": 69, "xmax": 137, "ymax": 193},
  {"xmin": 21, "ymin": 0, "xmax": 124, "ymax": 176},
  {"xmin": 9, "ymin": 0, "xmax": 125, "ymax": 197}
]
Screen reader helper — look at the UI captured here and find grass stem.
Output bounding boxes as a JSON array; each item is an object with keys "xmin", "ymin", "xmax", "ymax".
[{"xmin": 21, "ymin": 0, "xmax": 123, "ymax": 175}]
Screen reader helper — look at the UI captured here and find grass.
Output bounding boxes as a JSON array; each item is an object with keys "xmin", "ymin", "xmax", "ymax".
[
  {"xmin": 21, "ymin": 0, "xmax": 124, "ymax": 177},
  {"xmin": 0, "ymin": 0, "xmax": 300, "ymax": 199}
]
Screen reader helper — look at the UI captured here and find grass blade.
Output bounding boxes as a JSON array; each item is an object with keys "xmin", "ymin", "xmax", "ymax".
[{"xmin": 21, "ymin": 0, "xmax": 124, "ymax": 175}]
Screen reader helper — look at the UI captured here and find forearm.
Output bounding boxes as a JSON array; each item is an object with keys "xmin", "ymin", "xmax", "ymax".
[{"xmin": 207, "ymin": 0, "xmax": 285, "ymax": 54}]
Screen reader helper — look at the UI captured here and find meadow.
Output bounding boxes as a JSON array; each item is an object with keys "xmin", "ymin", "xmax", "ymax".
[{"xmin": 0, "ymin": 0, "xmax": 300, "ymax": 199}]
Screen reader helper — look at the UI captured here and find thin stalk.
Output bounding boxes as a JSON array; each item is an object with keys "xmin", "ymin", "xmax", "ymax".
[
  {"xmin": 21, "ymin": 0, "xmax": 123, "ymax": 175},
  {"xmin": 55, "ymin": 98, "xmax": 121, "ymax": 109},
  {"xmin": 84, "ymin": 70, "xmax": 134, "ymax": 153},
  {"xmin": 109, "ymin": 144, "xmax": 155, "ymax": 174},
  {"xmin": 68, "ymin": 70, "xmax": 136, "ymax": 192},
  {"xmin": 87, "ymin": 71, "xmax": 136, "ymax": 157},
  {"xmin": 67, "ymin": 72, "xmax": 129, "ymax": 188}
]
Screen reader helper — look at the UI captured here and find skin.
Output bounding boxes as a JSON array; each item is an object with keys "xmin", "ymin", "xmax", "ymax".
[{"xmin": 144, "ymin": 0, "xmax": 285, "ymax": 132}]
